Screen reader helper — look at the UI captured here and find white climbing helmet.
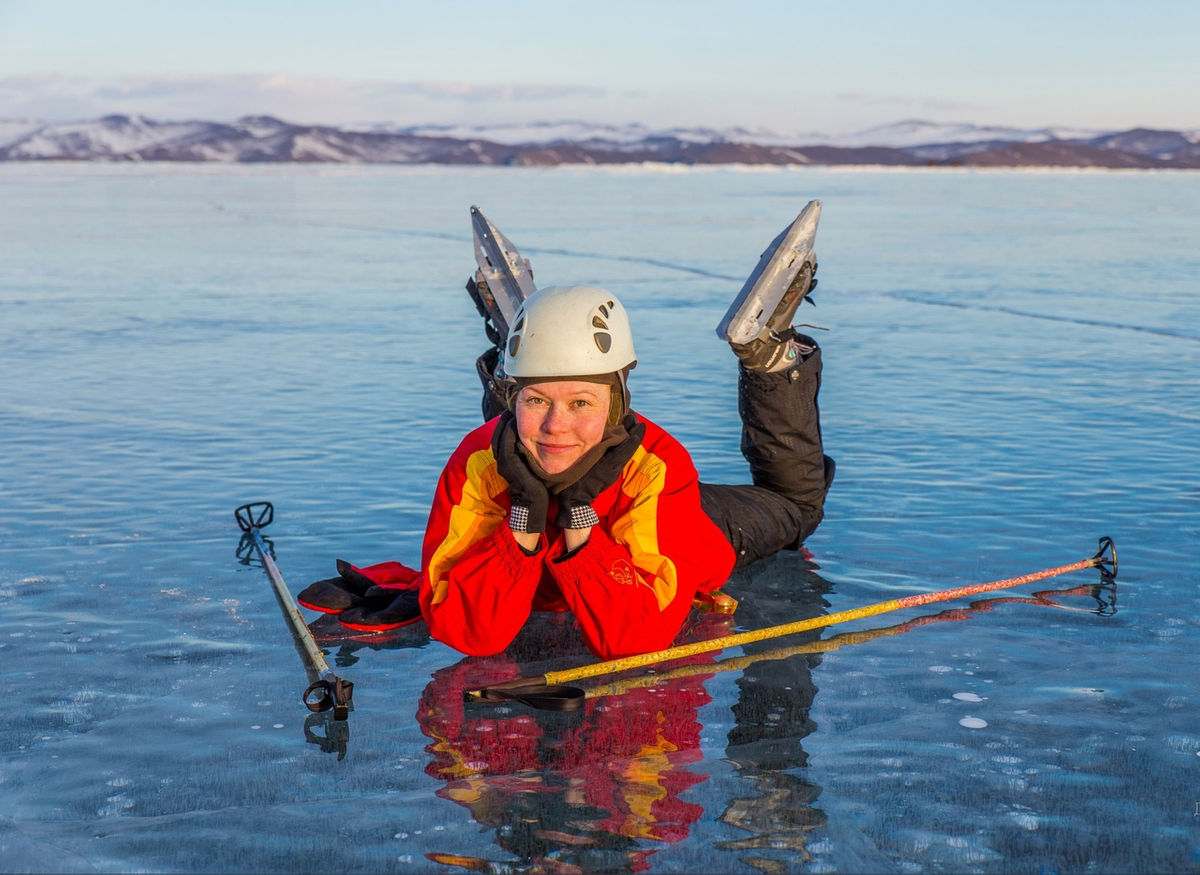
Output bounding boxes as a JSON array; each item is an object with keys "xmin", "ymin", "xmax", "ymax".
[{"xmin": 503, "ymin": 285, "xmax": 637, "ymax": 379}]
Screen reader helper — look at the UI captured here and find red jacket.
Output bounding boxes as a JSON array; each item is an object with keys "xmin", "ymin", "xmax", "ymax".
[{"xmin": 418, "ymin": 413, "xmax": 736, "ymax": 659}]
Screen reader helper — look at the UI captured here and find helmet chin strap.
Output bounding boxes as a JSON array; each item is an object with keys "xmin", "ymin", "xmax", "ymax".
[
  {"xmin": 616, "ymin": 363, "xmax": 633, "ymax": 408},
  {"xmin": 611, "ymin": 366, "xmax": 633, "ymax": 425}
]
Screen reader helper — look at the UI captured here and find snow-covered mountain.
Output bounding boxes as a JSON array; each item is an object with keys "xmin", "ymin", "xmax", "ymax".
[
  {"xmin": 2, "ymin": 114, "xmax": 1198, "ymax": 168},
  {"xmin": 814, "ymin": 119, "xmax": 1109, "ymax": 149},
  {"xmin": 364, "ymin": 119, "xmax": 780, "ymax": 147},
  {"xmin": 363, "ymin": 119, "xmax": 1115, "ymax": 149}
]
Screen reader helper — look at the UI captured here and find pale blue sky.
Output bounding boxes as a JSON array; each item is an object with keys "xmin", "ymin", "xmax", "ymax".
[{"xmin": 1, "ymin": 0, "xmax": 1195, "ymax": 134}]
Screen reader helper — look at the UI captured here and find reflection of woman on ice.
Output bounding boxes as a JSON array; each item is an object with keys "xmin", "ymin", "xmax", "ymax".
[
  {"xmin": 301, "ymin": 206, "xmax": 835, "ymax": 660},
  {"xmin": 419, "ymin": 217, "xmax": 834, "ymax": 660}
]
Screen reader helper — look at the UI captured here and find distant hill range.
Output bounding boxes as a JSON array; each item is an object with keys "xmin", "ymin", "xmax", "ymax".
[{"xmin": 2, "ymin": 114, "xmax": 1198, "ymax": 169}]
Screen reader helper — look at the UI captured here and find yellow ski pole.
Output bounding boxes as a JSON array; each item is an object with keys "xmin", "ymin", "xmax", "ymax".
[
  {"xmin": 580, "ymin": 577, "xmax": 1115, "ymax": 702},
  {"xmin": 465, "ymin": 537, "xmax": 1115, "ymax": 710}
]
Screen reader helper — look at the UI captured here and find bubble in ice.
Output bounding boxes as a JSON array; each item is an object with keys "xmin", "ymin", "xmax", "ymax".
[
  {"xmin": 1010, "ymin": 812, "xmax": 1039, "ymax": 831},
  {"xmin": 953, "ymin": 692, "xmax": 984, "ymax": 703},
  {"xmin": 960, "ymin": 716, "xmax": 988, "ymax": 729}
]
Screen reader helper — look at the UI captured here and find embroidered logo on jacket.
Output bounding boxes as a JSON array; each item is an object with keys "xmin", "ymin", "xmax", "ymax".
[{"xmin": 609, "ymin": 559, "xmax": 636, "ymax": 587}]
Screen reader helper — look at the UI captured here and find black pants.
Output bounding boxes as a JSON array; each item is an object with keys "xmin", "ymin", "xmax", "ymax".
[
  {"xmin": 700, "ymin": 345, "xmax": 833, "ymax": 569},
  {"xmin": 475, "ymin": 342, "xmax": 833, "ymax": 570}
]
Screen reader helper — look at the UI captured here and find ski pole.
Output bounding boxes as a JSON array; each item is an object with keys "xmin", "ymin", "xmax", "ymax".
[
  {"xmin": 235, "ymin": 502, "xmax": 354, "ymax": 720},
  {"xmin": 580, "ymin": 578, "xmax": 1116, "ymax": 702},
  {"xmin": 465, "ymin": 537, "xmax": 1116, "ymax": 709}
]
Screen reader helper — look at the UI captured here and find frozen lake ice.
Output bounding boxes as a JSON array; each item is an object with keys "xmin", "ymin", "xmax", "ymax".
[{"xmin": 1, "ymin": 163, "xmax": 1198, "ymax": 872}]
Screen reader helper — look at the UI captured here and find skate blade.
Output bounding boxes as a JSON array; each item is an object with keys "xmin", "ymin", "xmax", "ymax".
[
  {"xmin": 471, "ymin": 205, "xmax": 537, "ymax": 337},
  {"xmin": 716, "ymin": 200, "xmax": 821, "ymax": 345}
]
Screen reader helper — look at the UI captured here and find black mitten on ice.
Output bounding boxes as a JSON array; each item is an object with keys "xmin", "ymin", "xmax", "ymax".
[
  {"xmin": 297, "ymin": 558, "xmax": 413, "ymax": 614},
  {"xmin": 338, "ymin": 588, "xmax": 421, "ymax": 632},
  {"xmin": 296, "ymin": 576, "xmax": 365, "ymax": 614},
  {"xmin": 555, "ymin": 418, "xmax": 645, "ymax": 529},
  {"xmin": 492, "ymin": 412, "xmax": 550, "ymax": 534}
]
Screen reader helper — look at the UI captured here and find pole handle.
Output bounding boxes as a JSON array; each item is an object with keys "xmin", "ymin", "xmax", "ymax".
[
  {"xmin": 235, "ymin": 501, "xmax": 274, "ymax": 532},
  {"xmin": 1091, "ymin": 536, "xmax": 1117, "ymax": 577}
]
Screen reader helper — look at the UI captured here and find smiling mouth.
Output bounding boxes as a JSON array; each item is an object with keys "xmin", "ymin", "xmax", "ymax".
[{"xmin": 537, "ymin": 443, "xmax": 577, "ymax": 454}]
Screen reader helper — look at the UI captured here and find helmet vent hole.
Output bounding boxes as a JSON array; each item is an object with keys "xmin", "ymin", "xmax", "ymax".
[
  {"xmin": 592, "ymin": 315, "xmax": 608, "ymax": 329},
  {"xmin": 598, "ymin": 304, "xmax": 610, "ymax": 318},
  {"xmin": 512, "ymin": 314, "xmax": 525, "ymax": 333},
  {"xmin": 593, "ymin": 332, "xmax": 612, "ymax": 353},
  {"xmin": 508, "ymin": 335, "xmax": 521, "ymax": 358}
]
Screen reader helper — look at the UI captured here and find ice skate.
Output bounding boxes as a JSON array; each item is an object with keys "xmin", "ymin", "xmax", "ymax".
[
  {"xmin": 468, "ymin": 205, "xmax": 537, "ymax": 342},
  {"xmin": 717, "ymin": 200, "xmax": 821, "ymax": 370}
]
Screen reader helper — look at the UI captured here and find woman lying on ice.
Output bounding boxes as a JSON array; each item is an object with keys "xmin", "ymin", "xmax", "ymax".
[{"xmin": 299, "ymin": 205, "xmax": 835, "ymax": 660}]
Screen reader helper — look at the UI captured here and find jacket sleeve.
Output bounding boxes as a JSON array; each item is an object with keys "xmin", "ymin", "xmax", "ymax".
[
  {"xmin": 544, "ymin": 426, "xmax": 736, "ymax": 659},
  {"xmin": 418, "ymin": 425, "xmax": 548, "ymax": 656}
]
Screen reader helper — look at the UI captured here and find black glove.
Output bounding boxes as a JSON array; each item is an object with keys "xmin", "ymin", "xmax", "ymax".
[
  {"xmin": 555, "ymin": 419, "xmax": 645, "ymax": 529},
  {"xmin": 334, "ymin": 559, "xmax": 384, "ymax": 594},
  {"xmin": 297, "ymin": 576, "xmax": 365, "ymax": 614},
  {"xmin": 297, "ymin": 558, "xmax": 381, "ymax": 614},
  {"xmin": 338, "ymin": 588, "xmax": 421, "ymax": 632},
  {"xmin": 297, "ymin": 558, "xmax": 417, "ymax": 614},
  {"xmin": 492, "ymin": 412, "xmax": 550, "ymax": 534}
]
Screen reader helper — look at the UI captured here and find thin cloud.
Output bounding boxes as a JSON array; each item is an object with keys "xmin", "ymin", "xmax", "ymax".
[
  {"xmin": 367, "ymin": 80, "xmax": 604, "ymax": 101},
  {"xmin": 835, "ymin": 91, "xmax": 988, "ymax": 115},
  {"xmin": 0, "ymin": 73, "xmax": 610, "ymax": 123}
]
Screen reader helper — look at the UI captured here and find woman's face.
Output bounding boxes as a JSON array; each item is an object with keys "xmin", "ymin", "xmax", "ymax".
[{"xmin": 513, "ymin": 380, "xmax": 611, "ymax": 475}]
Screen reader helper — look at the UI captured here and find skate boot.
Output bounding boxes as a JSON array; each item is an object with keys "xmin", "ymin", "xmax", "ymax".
[
  {"xmin": 466, "ymin": 273, "xmax": 505, "ymax": 350},
  {"xmin": 729, "ymin": 263, "xmax": 819, "ymax": 371}
]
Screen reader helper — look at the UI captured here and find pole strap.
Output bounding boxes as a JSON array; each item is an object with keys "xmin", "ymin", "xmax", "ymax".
[{"xmin": 304, "ymin": 676, "xmax": 355, "ymax": 720}]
